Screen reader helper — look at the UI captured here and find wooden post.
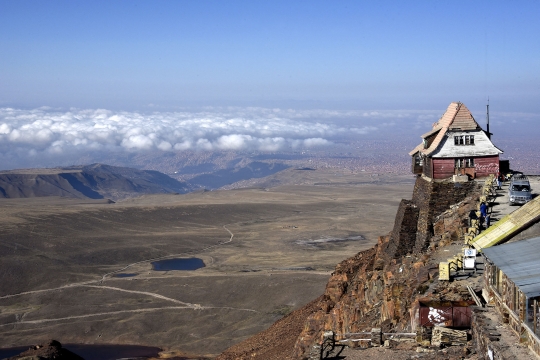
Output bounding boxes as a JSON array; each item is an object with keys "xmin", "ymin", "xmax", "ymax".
[
  {"xmin": 534, "ymin": 299, "xmax": 537, "ymax": 334},
  {"xmin": 371, "ymin": 328, "xmax": 382, "ymax": 346}
]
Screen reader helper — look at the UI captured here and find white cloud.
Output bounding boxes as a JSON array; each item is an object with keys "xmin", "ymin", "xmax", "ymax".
[
  {"xmin": 215, "ymin": 134, "xmax": 250, "ymax": 150},
  {"xmin": 0, "ymin": 123, "xmax": 10, "ymax": 134},
  {"xmin": 0, "ymin": 107, "xmax": 382, "ymax": 163},
  {"xmin": 18, "ymin": 106, "xmax": 527, "ymax": 166},
  {"xmin": 303, "ymin": 138, "xmax": 330, "ymax": 147},
  {"xmin": 196, "ymin": 138, "xmax": 213, "ymax": 151},
  {"xmin": 1, "ymin": 105, "xmax": 532, "ymax": 169},
  {"xmin": 157, "ymin": 141, "xmax": 172, "ymax": 151},
  {"xmin": 121, "ymin": 134, "xmax": 154, "ymax": 150}
]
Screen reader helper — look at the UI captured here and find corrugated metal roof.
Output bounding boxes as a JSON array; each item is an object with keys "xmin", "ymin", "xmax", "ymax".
[{"xmin": 483, "ymin": 236, "xmax": 540, "ymax": 298}]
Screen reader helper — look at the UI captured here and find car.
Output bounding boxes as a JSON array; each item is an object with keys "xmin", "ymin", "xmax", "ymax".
[{"xmin": 508, "ymin": 175, "xmax": 532, "ymax": 205}]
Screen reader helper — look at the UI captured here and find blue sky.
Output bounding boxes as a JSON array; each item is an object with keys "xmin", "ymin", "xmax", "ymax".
[
  {"xmin": 1, "ymin": 1, "xmax": 539, "ymax": 112},
  {"xmin": 0, "ymin": 1, "xmax": 539, "ymax": 169}
]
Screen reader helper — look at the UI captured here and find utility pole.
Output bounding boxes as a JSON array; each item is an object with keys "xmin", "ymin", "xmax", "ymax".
[{"xmin": 486, "ymin": 99, "xmax": 493, "ymax": 139}]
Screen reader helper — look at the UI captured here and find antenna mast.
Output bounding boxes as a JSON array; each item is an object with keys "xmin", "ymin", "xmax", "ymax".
[{"xmin": 486, "ymin": 98, "xmax": 491, "ymax": 139}]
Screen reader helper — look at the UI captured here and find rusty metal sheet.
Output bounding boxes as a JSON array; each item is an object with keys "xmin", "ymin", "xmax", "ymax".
[
  {"xmin": 420, "ymin": 306, "xmax": 452, "ymax": 327},
  {"xmin": 452, "ymin": 307, "xmax": 472, "ymax": 328},
  {"xmin": 419, "ymin": 306, "xmax": 471, "ymax": 328}
]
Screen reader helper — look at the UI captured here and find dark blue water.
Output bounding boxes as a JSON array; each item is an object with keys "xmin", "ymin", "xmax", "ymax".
[
  {"xmin": 114, "ymin": 273, "xmax": 138, "ymax": 278},
  {"xmin": 151, "ymin": 257, "xmax": 205, "ymax": 271},
  {"xmin": 0, "ymin": 344, "xmax": 161, "ymax": 360}
]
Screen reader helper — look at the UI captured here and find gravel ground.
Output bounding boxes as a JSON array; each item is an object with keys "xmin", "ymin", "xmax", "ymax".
[{"xmin": 339, "ymin": 343, "xmax": 475, "ymax": 360}]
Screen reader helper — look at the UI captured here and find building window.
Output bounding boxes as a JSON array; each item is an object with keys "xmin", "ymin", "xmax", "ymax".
[
  {"xmin": 454, "ymin": 135, "xmax": 474, "ymax": 145},
  {"xmin": 455, "ymin": 158, "xmax": 475, "ymax": 168}
]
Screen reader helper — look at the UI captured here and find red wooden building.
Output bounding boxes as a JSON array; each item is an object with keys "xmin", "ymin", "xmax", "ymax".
[{"xmin": 409, "ymin": 102, "xmax": 503, "ymax": 179}]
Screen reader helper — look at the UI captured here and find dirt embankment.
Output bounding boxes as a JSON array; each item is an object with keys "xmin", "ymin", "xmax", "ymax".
[{"xmin": 217, "ymin": 176, "xmax": 482, "ymax": 359}]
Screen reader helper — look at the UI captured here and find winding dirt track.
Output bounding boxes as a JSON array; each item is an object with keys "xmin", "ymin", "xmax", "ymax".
[
  {"xmin": 0, "ymin": 224, "xmax": 259, "ymax": 327},
  {"xmin": 99, "ymin": 224, "xmax": 235, "ymax": 281}
]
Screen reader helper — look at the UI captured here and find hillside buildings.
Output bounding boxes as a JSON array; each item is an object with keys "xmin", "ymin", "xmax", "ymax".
[
  {"xmin": 410, "ymin": 102, "xmax": 503, "ymax": 179},
  {"xmin": 483, "ymin": 236, "xmax": 540, "ymax": 355}
]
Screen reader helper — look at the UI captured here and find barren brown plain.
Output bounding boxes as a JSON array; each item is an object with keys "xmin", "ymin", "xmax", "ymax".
[{"xmin": 0, "ymin": 169, "xmax": 414, "ymax": 357}]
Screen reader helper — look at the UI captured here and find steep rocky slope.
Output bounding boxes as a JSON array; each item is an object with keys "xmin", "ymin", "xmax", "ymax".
[{"xmin": 217, "ymin": 176, "xmax": 482, "ymax": 359}]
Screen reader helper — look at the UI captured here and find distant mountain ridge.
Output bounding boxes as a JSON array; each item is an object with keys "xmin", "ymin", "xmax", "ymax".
[
  {"xmin": 188, "ymin": 161, "xmax": 289, "ymax": 189},
  {"xmin": 0, "ymin": 163, "xmax": 190, "ymax": 201}
]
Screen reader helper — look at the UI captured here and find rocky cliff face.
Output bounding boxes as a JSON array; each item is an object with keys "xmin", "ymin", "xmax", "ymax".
[
  {"xmin": 292, "ymin": 176, "xmax": 481, "ymax": 359},
  {"xmin": 214, "ymin": 176, "xmax": 482, "ymax": 360}
]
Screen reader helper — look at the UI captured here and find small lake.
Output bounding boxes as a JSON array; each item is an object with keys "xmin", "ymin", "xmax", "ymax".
[
  {"xmin": 114, "ymin": 273, "xmax": 138, "ymax": 278},
  {"xmin": 151, "ymin": 257, "xmax": 205, "ymax": 271},
  {"xmin": 0, "ymin": 344, "xmax": 161, "ymax": 360}
]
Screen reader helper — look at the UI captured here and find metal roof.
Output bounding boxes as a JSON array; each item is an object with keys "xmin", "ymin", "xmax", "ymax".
[{"xmin": 483, "ymin": 236, "xmax": 540, "ymax": 298}]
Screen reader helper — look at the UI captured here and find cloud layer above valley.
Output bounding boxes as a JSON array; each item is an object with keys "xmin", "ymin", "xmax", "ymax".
[
  {"xmin": 1, "ymin": 106, "xmax": 533, "ymax": 170},
  {"xmin": 0, "ymin": 107, "xmax": 382, "ymax": 155},
  {"xmin": 0, "ymin": 106, "xmax": 398, "ymax": 168}
]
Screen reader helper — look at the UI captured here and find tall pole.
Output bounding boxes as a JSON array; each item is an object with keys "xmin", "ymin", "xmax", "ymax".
[{"xmin": 486, "ymin": 99, "xmax": 491, "ymax": 139}]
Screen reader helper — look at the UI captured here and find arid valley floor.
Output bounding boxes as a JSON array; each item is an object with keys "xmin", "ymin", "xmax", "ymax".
[{"xmin": 0, "ymin": 169, "xmax": 414, "ymax": 358}]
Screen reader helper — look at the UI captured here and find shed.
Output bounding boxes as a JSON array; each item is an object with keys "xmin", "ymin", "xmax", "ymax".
[
  {"xmin": 483, "ymin": 237, "xmax": 540, "ymax": 298},
  {"xmin": 483, "ymin": 237, "xmax": 540, "ymax": 340}
]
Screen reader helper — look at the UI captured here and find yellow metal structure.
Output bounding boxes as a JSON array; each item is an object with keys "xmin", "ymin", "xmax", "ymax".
[{"xmin": 471, "ymin": 195, "xmax": 540, "ymax": 251}]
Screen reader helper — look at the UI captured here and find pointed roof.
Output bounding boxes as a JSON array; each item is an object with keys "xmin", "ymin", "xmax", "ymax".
[{"xmin": 409, "ymin": 102, "xmax": 481, "ymax": 156}]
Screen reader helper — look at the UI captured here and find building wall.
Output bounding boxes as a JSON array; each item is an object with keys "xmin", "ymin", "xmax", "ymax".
[
  {"xmin": 432, "ymin": 130, "xmax": 502, "ymax": 158},
  {"xmin": 430, "ymin": 155, "xmax": 500, "ymax": 180},
  {"xmin": 484, "ymin": 261, "xmax": 540, "ymax": 357},
  {"xmin": 411, "ymin": 156, "xmax": 423, "ymax": 175},
  {"xmin": 474, "ymin": 155, "xmax": 500, "ymax": 178},
  {"xmin": 432, "ymin": 158, "xmax": 455, "ymax": 179},
  {"xmin": 411, "ymin": 176, "xmax": 480, "ymax": 252},
  {"xmin": 423, "ymin": 157, "xmax": 432, "ymax": 178},
  {"xmin": 386, "ymin": 199, "xmax": 419, "ymax": 259}
]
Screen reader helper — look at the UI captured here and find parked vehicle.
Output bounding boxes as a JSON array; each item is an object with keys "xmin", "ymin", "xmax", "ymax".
[{"xmin": 508, "ymin": 175, "xmax": 532, "ymax": 205}]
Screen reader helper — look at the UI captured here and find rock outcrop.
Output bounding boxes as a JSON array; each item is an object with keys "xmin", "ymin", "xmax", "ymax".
[
  {"xmin": 6, "ymin": 340, "xmax": 84, "ymax": 360},
  {"xmin": 292, "ymin": 176, "xmax": 480, "ymax": 358},
  {"xmin": 215, "ymin": 297, "xmax": 323, "ymax": 360}
]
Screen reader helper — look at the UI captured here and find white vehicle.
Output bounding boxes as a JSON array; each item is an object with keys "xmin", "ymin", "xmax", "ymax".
[{"xmin": 508, "ymin": 175, "xmax": 532, "ymax": 205}]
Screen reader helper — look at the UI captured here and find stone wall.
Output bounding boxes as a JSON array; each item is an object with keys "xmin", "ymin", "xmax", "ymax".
[
  {"xmin": 471, "ymin": 307, "xmax": 509, "ymax": 360},
  {"xmin": 411, "ymin": 176, "xmax": 479, "ymax": 253},
  {"xmin": 385, "ymin": 199, "xmax": 419, "ymax": 259},
  {"xmin": 382, "ymin": 176, "xmax": 479, "ymax": 259}
]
